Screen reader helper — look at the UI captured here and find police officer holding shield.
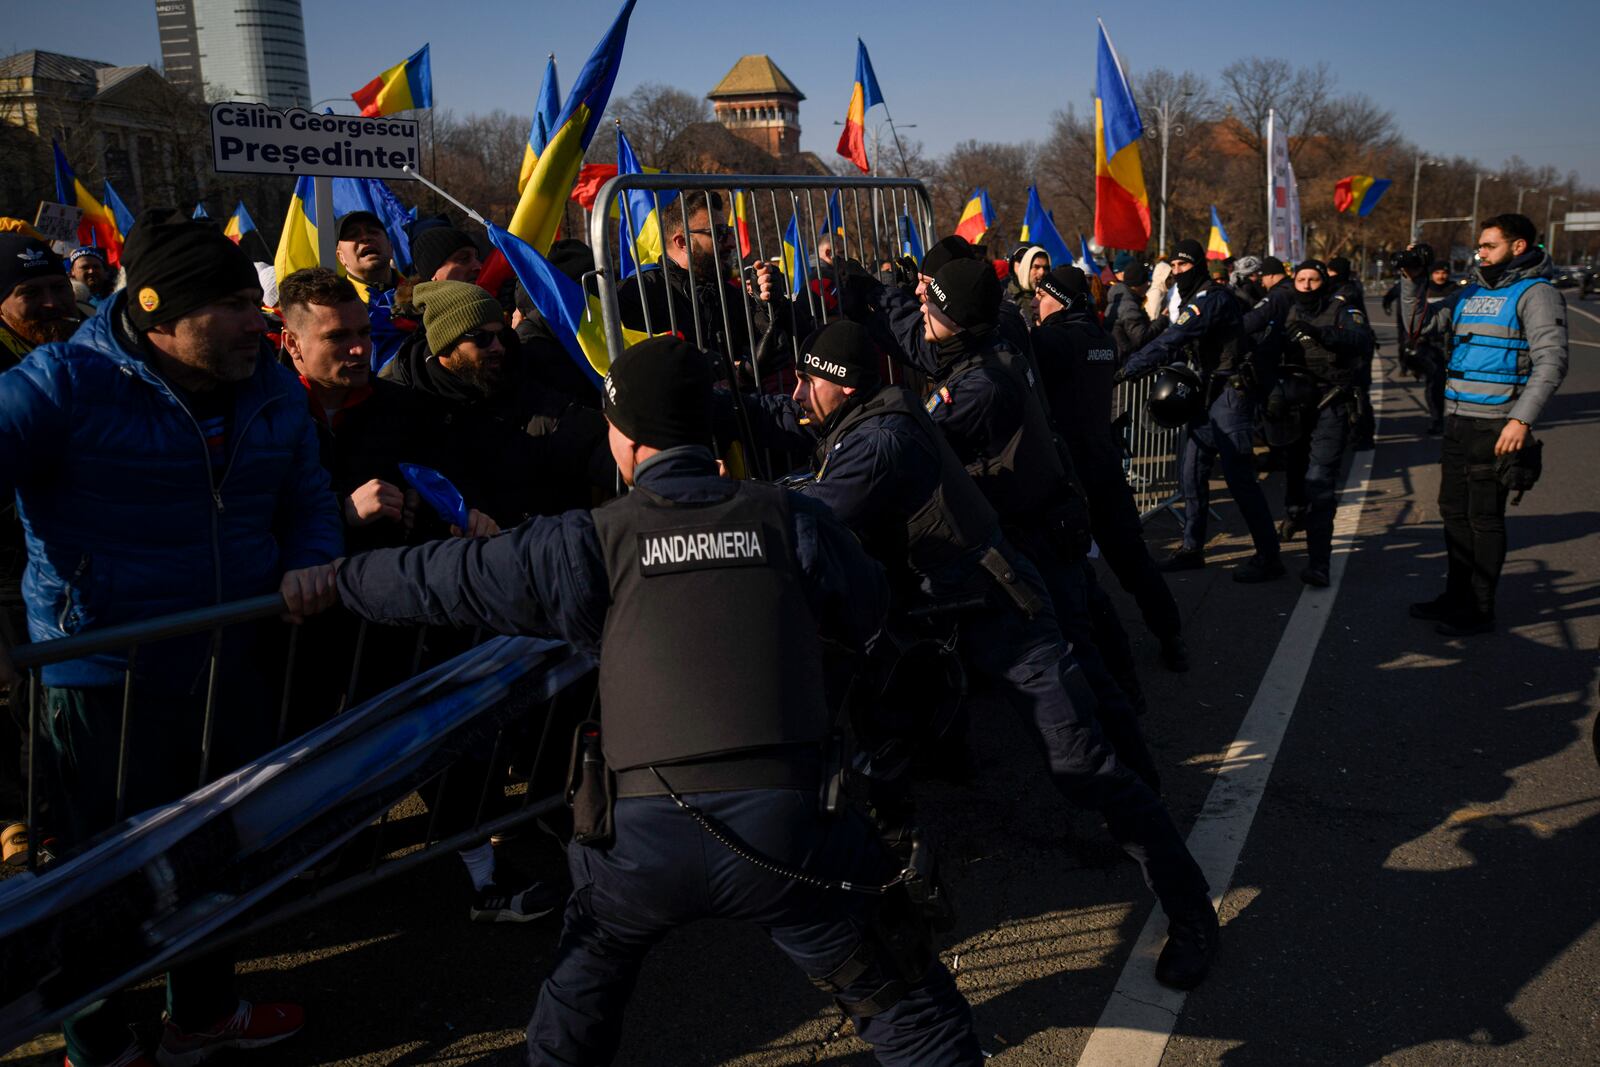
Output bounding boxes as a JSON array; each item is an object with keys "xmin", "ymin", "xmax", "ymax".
[{"xmin": 333, "ymin": 336, "xmax": 984, "ymax": 1065}]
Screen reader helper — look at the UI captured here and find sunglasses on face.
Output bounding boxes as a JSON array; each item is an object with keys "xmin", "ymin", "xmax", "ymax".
[{"xmin": 460, "ymin": 327, "xmax": 508, "ymax": 348}]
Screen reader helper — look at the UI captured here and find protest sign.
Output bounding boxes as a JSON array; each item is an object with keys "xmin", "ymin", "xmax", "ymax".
[{"xmin": 210, "ymin": 103, "xmax": 420, "ymax": 180}]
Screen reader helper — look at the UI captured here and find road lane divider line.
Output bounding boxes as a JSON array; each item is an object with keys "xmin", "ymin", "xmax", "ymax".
[
  {"xmin": 1076, "ymin": 374, "xmax": 1385, "ymax": 1067},
  {"xmin": 1567, "ymin": 303, "xmax": 1600, "ymax": 328}
]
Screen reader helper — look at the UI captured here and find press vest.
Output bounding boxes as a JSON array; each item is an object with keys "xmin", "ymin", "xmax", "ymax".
[
  {"xmin": 1285, "ymin": 296, "xmax": 1358, "ymax": 383},
  {"xmin": 1447, "ymin": 277, "xmax": 1545, "ymax": 408},
  {"xmin": 814, "ymin": 385, "xmax": 999, "ymax": 578},
  {"xmin": 932, "ymin": 342, "xmax": 1069, "ymax": 523},
  {"xmin": 591, "ymin": 481, "xmax": 829, "ymax": 789}
]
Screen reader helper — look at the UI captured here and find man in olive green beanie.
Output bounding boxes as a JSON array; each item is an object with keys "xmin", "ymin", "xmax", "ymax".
[{"xmin": 411, "ymin": 279, "xmax": 509, "ymax": 393}]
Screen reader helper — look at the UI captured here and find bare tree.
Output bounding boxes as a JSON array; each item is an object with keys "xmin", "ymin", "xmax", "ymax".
[
  {"xmin": 1218, "ymin": 57, "xmax": 1335, "ymax": 159},
  {"xmin": 604, "ymin": 83, "xmax": 711, "ymax": 168}
]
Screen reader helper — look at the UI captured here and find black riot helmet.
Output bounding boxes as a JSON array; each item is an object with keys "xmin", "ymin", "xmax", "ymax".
[
  {"xmin": 1145, "ymin": 364, "xmax": 1206, "ymax": 428},
  {"xmin": 1262, "ymin": 368, "xmax": 1322, "ymax": 446}
]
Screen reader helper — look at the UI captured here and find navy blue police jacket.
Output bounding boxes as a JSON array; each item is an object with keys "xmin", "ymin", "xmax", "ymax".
[
  {"xmin": 1122, "ymin": 282, "xmax": 1246, "ymax": 380},
  {"xmin": 334, "ymin": 445, "xmax": 887, "ymax": 655}
]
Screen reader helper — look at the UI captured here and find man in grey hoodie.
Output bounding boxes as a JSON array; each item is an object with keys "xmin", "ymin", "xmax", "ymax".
[{"xmin": 1402, "ymin": 213, "xmax": 1568, "ymax": 635}]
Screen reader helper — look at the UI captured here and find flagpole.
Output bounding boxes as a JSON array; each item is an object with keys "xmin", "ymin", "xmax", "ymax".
[
  {"xmin": 426, "ymin": 108, "xmax": 440, "ymax": 212},
  {"xmin": 314, "ymin": 176, "xmax": 337, "ymax": 268},
  {"xmin": 878, "ymin": 104, "xmax": 911, "ymax": 177},
  {"xmin": 403, "ymin": 165, "xmax": 486, "ymax": 226}
]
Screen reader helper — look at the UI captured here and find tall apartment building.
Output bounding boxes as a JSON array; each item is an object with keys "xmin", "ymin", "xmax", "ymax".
[{"xmin": 155, "ymin": 0, "xmax": 310, "ymax": 107}]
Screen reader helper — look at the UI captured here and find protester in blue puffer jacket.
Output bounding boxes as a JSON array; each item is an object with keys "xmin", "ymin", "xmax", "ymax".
[{"xmin": 0, "ymin": 210, "xmax": 339, "ymax": 1067}]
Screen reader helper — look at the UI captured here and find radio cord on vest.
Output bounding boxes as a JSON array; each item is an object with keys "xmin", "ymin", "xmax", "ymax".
[{"xmin": 649, "ymin": 766, "xmax": 910, "ymax": 896}]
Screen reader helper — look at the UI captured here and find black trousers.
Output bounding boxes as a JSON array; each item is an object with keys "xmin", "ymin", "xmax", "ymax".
[
  {"xmin": 1439, "ymin": 415, "xmax": 1510, "ymax": 616},
  {"xmin": 1078, "ymin": 455, "xmax": 1183, "ymax": 642}
]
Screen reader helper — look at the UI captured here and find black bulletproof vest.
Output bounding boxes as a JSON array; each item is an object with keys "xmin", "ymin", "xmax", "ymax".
[
  {"xmin": 1285, "ymin": 296, "xmax": 1355, "ymax": 381},
  {"xmin": 935, "ymin": 343, "xmax": 1068, "ymax": 523},
  {"xmin": 591, "ymin": 480, "xmax": 829, "ymax": 775},
  {"xmin": 814, "ymin": 385, "xmax": 999, "ymax": 577}
]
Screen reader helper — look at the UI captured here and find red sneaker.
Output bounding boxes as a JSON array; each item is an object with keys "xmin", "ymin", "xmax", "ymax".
[{"xmin": 156, "ymin": 1000, "xmax": 304, "ymax": 1066}]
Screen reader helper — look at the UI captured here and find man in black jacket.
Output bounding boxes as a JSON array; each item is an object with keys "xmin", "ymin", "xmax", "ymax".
[
  {"xmin": 1105, "ymin": 258, "xmax": 1159, "ymax": 357},
  {"xmin": 333, "ymin": 336, "xmax": 984, "ymax": 1066},
  {"xmin": 1033, "ymin": 266, "xmax": 1187, "ymax": 670}
]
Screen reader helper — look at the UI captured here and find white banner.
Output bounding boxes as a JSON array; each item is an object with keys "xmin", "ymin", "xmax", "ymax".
[
  {"xmin": 33, "ymin": 201, "xmax": 82, "ymax": 243},
  {"xmin": 210, "ymin": 102, "xmax": 420, "ymax": 180},
  {"xmin": 1266, "ymin": 109, "xmax": 1304, "ymax": 261}
]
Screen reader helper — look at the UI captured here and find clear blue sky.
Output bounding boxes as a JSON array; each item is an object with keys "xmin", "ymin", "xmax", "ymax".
[{"xmin": 11, "ymin": 0, "xmax": 1597, "ymax": 183}]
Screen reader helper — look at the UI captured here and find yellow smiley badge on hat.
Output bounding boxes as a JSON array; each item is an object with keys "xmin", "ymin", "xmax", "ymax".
[{"xmin": 138, "ymin": 287, "xmax": 160, "ymax": 313}]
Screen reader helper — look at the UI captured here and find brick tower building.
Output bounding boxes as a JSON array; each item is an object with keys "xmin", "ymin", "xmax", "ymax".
[{"xmin": 706, "ymin": 55, "xmax": 803, "ymax": 158}]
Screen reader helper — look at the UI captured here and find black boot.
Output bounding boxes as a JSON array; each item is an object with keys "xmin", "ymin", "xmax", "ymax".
[
  {"xmin": 1156, "ymin": 903, "xmax": 1220, "ymax": 990},
  {"xmin": 1161, "ymin": 548, "xmax": 1205, "ymax": 572},
  {"xmin": 1409, "ymin": 594, "xmax": 1465, "ymax": 621},
  {"xmin": 1232, "ymin": 555, "xmax": 1286, "ymax": 583}
]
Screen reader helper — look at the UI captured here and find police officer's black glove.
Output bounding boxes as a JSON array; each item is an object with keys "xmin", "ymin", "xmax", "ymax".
[
  {"xmin": 836, "ymin": 258, "xmax": 879, "ymax": 319},
  {"xmin": 1286, "ymin": 320, "xmax": 1319, "ymax": 346}
]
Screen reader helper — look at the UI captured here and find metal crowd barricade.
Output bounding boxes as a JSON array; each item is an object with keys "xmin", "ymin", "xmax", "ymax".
[
  {"xmin": 1113, "ymin": 374, "xmax": 1184, "ymax": 521},
  {"xmin": 587, "ymin": 173, "xmax": 936, "ymax": 469},
  {"xmin": 0, "ymin": 598, "xmax": 596, "ymax": 1044}
]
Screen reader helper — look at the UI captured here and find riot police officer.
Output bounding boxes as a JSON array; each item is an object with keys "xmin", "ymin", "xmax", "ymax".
[
  {"xmin": 332, "ymin": 336, "xmax": 984, "ymax": 1066},
  {"xmin": 1031, "ymin": 265, "xmax": 1189, "ymax": 671},
  {"xmin": 1274, "ymin": 260, "xmax": 1374, "ymax": 586},
  {"xmin": 1119, "ymin": 240, "xmax": 1284, "ymax": 581},
  {"xmin": 755, "ymin": 320, "xmax": 1219, "ymax": 990}
]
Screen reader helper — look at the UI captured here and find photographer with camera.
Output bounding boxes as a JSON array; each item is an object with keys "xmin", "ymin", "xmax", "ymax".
[{"xmin": 1403, "ymin": 214, "xmax": 1569, "ymax": 636}]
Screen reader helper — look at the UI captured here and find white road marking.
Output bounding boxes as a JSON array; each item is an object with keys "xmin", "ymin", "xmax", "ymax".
[
  {"xmin": 1076, "ymin": 374, "xmax": 1385, "ymax": 1067},
  {"xmin": 1568, "ymin": 303, "xmax": 1600, "ymax": 328}
]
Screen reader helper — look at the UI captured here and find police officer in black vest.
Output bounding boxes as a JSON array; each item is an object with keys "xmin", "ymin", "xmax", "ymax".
[
  {"xmin": 332, "ymin": 336, "xmax": 984, "ymax": 1066},
  {"xmin": 1031, "ymin": 265, "xmax": 1188, "ymax": 672},
  {"xmin": 1120, "ymin": 240, "xmax": 1284, "ymax": 581},
  {"xmin": 755, "ymin": 320, "xmax": 1220, "ymax": 991},
  {"xmin": 1272, "ymin": 261, "xmax": 1374, "ymax": 585}
]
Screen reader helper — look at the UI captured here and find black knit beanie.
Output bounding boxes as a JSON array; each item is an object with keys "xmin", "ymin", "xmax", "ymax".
[
  {"xmin": 410, "ymin": 226, "xmax": 476, "ymax": 282},
  {"xmin": 798, "ymin": 320, "xmax": 881, "ymax": 389},
  {"xmin": 603, "ymin": 335, "xmax": 714, "ymax": 450},
  {"xmin": 123, "ymin": 209, "xmax": 260, "ymax": 330},
  {"xmin": 919, "ymin": 235, "xmax": 974, "ymax": 278},
  {"xmin": 927, "ymin": 257, "xmax": 1001, "ymax": 330},
  {"xmin": 1036, "ymin": 265, "xmax": 1088, "ymax": 311}
]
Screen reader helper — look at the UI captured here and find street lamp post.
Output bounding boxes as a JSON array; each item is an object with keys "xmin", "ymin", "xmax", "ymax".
[
  {"xmin": 1410, "ymin": 154, "xmax": 1445, "ymax": 240},
  {"xmin": 1516, "ymin": 186, "xmax": 1540, "ymax": 214},
  {"xmin": 1546, "ymin": 193, "xmax": 1568, "ymax": 248},
  {"xmin": 1142, "ymin": 91, "xmax": 1191, "ymax": 257},
  {"xmin": 1469, "ymin": 173, "xmax": 1502, "ymax": 243}
]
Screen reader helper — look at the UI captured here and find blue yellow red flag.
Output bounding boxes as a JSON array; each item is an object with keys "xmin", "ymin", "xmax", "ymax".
[
  {"xmin": 1207, "ymin": 206, "xmax": 1230, "ymax": 260},
  {"xmin": 102, "ymin": 180, "xmax": 135, "ymax": 245},
  {"xmin": 1334, "ymin": 175, "xmax": 1392, "ymax": 218},
  {"xmin": 898, "ymin": 213, "xmax": 924, "ymax": 262},
  {"xmin": 52, "ymin": 141, "xmax": 122, "ymax": 266},
  {"xmin": 820, "ymin": 190, "xmax": 846, "ymax": 241},
  {"xmin": 485, "ymin": 222, "xmax": 646, "ymax": 386},
  {"xmin": 1093, "ymin": 20, "xmax": 1152, "ymax": 250},
  {"xmin": 782, "ymin": 212, "xmax": 810, "ymax": 298},
  {"xmin": 616, "ymin": 124, "xmax": 678, "ymax": 279},
  {"xmin": 352, "ymin": 44, "xmax": 433, "ymax": 117},
  {"xmin": 224, "ymin": 201, "xmax": 258, "ymax": 244},
  {"xmin": 728, "ymin": 188, "xmax": 752, "ymax": 258},
  {"xmin": 519, "ymin": 55, "xmax": 561, "ymax": 196},
  {"xmin": 1020, "ymin": 186, "xmax": 1073, "ymax": 270},
  {"xmin": 835, "ymin": 39, "xmax": 884, "ymax": 174},
  {"xmin": 953, "ymin": 188, "xmax": 994, "ymax": 245}
]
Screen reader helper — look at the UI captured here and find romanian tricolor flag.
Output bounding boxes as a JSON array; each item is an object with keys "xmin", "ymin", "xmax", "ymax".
[
  {"xmin": 782, "ymin": 211, "xmax": 810, "ymax": 297},
  {"xmin": 1334, "ymin": 175, "xmax": 1392, "ymax": 218},
  {"xmin": 351, "ymin": 44, "xmax": 433, "ymax": 117},
  {"xmin": 616, "ymin": 124, "xmax": 677, "ymax": 279},
  {"xmin": 835, "ymin": 38, "xmax": 884, "ymax": 175},
  {"xmin": 102, "ymin": 180, "xmax": 135, "ymax": 242},
  {"xmin": 52, "ymin": 142, "xmax": 123, "ymax": 266},
  {"xmin": 485, "ymin": 222, "xmax": 645, "ymax": 386},
  {"xmin": 481, "ymin": 0, "xmax": 635, "ymax": 298},
  {"xmin": 953, "ymin": 188, "xmax": 995, "ymax": 245},
  {"xmin": 1093, "ymin": 20, "xmax": 1152, "ymax": 251},
  {"xmin": 1206, "ymin": 206, "xmax": 1230, "ymax": 260},
  {"xmin": 728, "ymin": 188, "xmax": 752, "ymax": 258},
  {"xmin": 519, "ymin": 55, "xmax": 561, "ymax": 196},
  {"xmin": 224, "ymin": 201, "xmax": 258, "ymax": 244},
  {"xmin": 1020, "ymin": 186, "xmax": 1073, "ymax": 271},
  {"xmin": 821, "ymin": 190, "xmax": 846, "ymax": 240},
  {"xmin": 274, "ymin": 176, "xmax": 322, "ymax": 284},
  {"xmin": 898, "ymin": 213, "xmax": 924, "ymax": 262}
]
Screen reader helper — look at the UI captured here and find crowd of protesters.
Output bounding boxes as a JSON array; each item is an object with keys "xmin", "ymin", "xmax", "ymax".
[{"xmin": 0, "ymin": 184, "xmax": 1565, "ymax": 1063}]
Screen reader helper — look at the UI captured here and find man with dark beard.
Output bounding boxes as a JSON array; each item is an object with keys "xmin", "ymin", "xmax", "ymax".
[{"xmin": 0, "ymin": 235, "xmax": 78, "ymax": 370}]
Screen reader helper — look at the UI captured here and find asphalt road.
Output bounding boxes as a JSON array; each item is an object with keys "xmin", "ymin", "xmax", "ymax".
[{"xmin": 8, "ymin": 292, "xmax": 1597, "ymax": 1066}]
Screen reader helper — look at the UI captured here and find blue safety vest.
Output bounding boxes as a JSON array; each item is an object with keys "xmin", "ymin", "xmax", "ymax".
[{"xmin": 1446, "ymin": 276, "xmax": 1546, "ymax": 408}]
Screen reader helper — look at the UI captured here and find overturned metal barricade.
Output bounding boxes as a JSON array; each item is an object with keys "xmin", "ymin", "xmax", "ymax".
[{"xmin": 0, "ymin": 601, "xmax": 595, "ymax": 1047}]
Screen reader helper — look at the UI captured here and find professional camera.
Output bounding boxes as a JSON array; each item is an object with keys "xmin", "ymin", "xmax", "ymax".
[{"xmin": 1390, "ymin": 242, "xmax": 1435, "ymax": 275}]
